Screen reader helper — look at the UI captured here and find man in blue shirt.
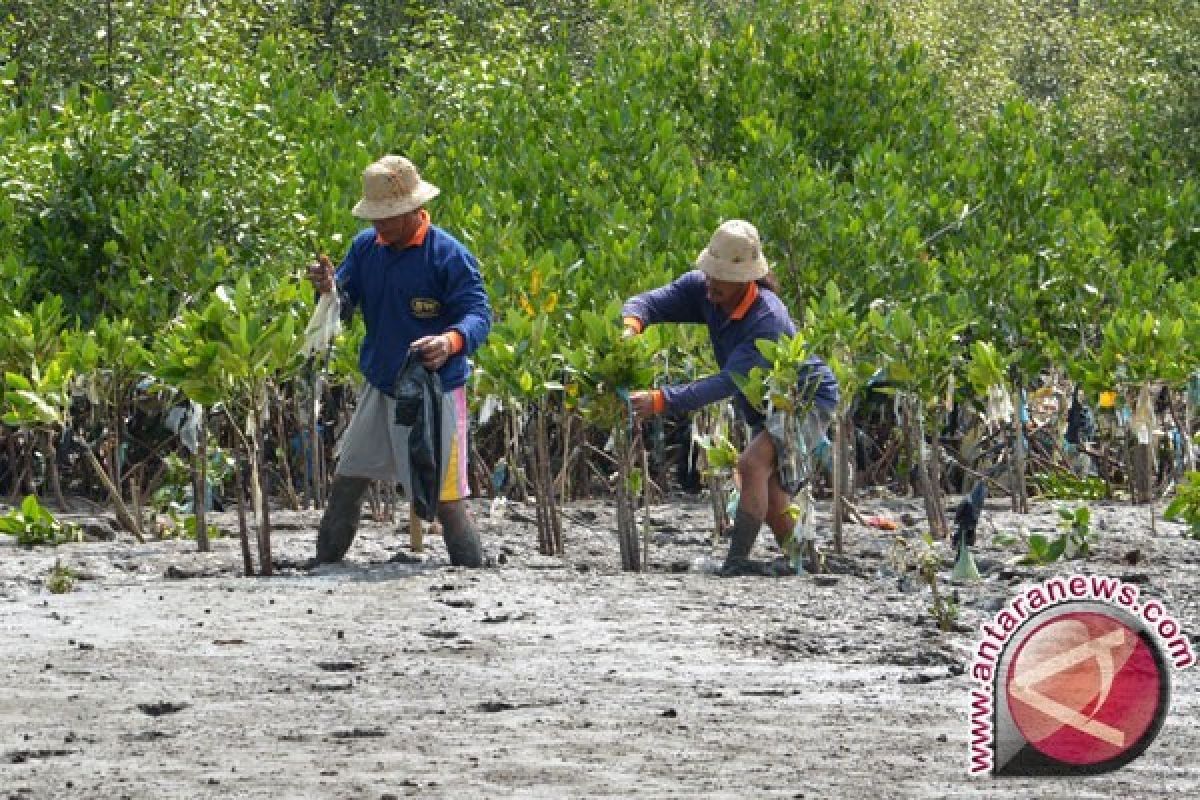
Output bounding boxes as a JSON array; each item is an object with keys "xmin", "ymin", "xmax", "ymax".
[
  {"xmin": 308, "ymin": 155, "xmax": 492, "ymax": 567},
  {"xmin": 622, "ymin": 219, "xmax": 838, "ymax": 576}
]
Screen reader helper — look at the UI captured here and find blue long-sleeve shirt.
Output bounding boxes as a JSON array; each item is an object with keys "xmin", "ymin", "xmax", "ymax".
[
  {"xmin": 622, "ymin": 270, "xmax": 839, "ymax": 425},
  {"xmin": 336, "ymin": 225, "xmax": 492, "ymax": 393}
]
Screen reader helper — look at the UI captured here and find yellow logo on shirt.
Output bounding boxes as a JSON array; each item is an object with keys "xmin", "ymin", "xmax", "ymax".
[{"xmin": 411, "ymin": 298, "xmax": 441, "ymax": 318}]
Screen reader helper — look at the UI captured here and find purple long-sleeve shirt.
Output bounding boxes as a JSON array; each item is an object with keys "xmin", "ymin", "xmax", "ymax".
[{"xmin": 621, "ymin": 270, "xmax": 839, "ymax": 425}]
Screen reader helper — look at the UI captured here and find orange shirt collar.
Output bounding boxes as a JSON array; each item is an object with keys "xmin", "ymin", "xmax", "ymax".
[
  {"xmin": 729, "ymin": 281, "xmax": 759, "ymax": 320},
  {"xmin": 375, "ymin": 209, "xmax": 430, "ymax": 248}
]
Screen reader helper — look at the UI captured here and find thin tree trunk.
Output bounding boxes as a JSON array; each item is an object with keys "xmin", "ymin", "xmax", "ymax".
[
  {"xmin": 249, "ymin": 413, "xmax": 272, "ymax": 576},
  {"xmin": 44, "ymin": 429, "xmax": 68, "ymax": 511},
  {"xmin": 259, "ymin": 425, "xmax": 273, "ymax": 577},
  {"xmin": 614, "ymin": 421, "xmax": 641, "ymax": 571},
  {"xmin": 9, "ymin": 432, "xmax": 31, "ymax": 502},
  {"xmin": 233, "ymin": 459, "xmax": 254, "ymax": 576},
  {"xmin": 528, "ymin": 410, "xmax": 550, "ymax": 555},
  {"xmin": 1011, "ymin": 380, "xmax": 1029, "ymax": 514},
  {"xmin": 272, "ymin": 387, "xmax": 300, "ymax": 511},
  {"xmin": 538, "ymin": 406, "xmax": 562, "ymax": 555},
  {"xmin": 908, "ymin": 396, "xmax": 947, "ymax": 539},
  {"xmin": 297, "ymin": 384, "xmax": 314, "ymax": 509},
  {"xmin": 1131, "ymin": 437, "xmax": 1154, "ymax": 504},
  {"xmin": 193, "ymin": 410, "xmax": 210, "ymax": 553},
  {"xmin": 130, "ymin": 466, "xmax": 144, "ymax": 538},
  {"xmin": 831, "ymin": 410, "xmax": 846, "ymax": 554},
  {"xmin": 77, "ymin": 433, "xmax": 144, "ymax": 542},
  {"xmin": 927, "ymin": 411, "xmax": 951, "ymax": 540},
  {"xmin": 1185, "ymin": 389, "xmax": 1196, "ymax": 473},
  {"xmin": 310, "ymin": 369, "xmax": 325, "ymax": 509},
  {"xmin": 557, "ymin": 409, "xmax": 572, "ymax": 502},
  {"xmin": 641, "ymin": 437, "xmax": 652, "ymax": 571}
]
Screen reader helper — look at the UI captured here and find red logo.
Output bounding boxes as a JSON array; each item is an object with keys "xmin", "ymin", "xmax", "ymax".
[{"xmin": 1003, "ymin": 609, "xmax": 1167, "ymax": 770}]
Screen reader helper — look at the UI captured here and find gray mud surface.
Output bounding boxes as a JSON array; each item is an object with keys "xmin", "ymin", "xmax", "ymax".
[{"xmin": 1, "ymin": 492, "xmax": 1197, "ymax": 798}]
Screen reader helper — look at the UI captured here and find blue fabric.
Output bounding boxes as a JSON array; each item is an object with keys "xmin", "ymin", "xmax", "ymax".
[
  {"xmin": 621, "ymin": 270, "xmax": 839, "ymax": 425},
  {"xmin": 336, "ymin": 225, "xmax": 492, "ymax": 392}
]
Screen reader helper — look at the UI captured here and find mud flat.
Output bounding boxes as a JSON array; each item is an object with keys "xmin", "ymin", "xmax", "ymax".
[{"xmin": 1, "ymin": 494, "xmax": 1197, "ymax": 798}]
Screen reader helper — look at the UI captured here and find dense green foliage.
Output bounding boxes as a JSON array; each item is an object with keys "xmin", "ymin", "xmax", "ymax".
[{"xmin": 0, "ymin": 0, "xmax": 1195, "ymax": 514}]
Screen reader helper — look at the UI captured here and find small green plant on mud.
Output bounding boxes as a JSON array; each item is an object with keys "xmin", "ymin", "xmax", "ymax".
[
  {"xmin": 0, "ymin": 495, "xmax": 81, "ymax": 547},
  {"xmin": 888, "ymin": 534, "xmax": 959, "ymax": 632},
  {"xmin": 1165, "ymin": 471, "xmax": 1200, "ymax": 540},
  {"xmin": 46, "ymin": 560, "xmax": 76, "ymax": 594},
  {"xmin": 1016, "ymin": 505, "xmax": 1095, "ymax": 565},
  {"xmin": 1058, "ymin": 505, "xmax": 1096, "ymax": 556},
  {"xmin": 1033, "ymin": 472, "xmax": 1108, "ymax": 501}
]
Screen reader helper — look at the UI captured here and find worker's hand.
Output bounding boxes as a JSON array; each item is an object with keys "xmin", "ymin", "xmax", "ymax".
[
  {"xmin": 412, "ymin": 334, "xmax": 452, "ymax": 371},
  {"xmin": 628, "ymin": 390, "xmax": 659, "ymax": 419},
  {"xmin": 621, "ymin": 325, "xmax": 639, "ymax": 340},
  {"xmin": 306, "ymin": 256, "xmax": 335, "ymax": 295}
]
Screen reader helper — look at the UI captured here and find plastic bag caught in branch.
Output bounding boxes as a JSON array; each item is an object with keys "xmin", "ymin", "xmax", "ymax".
[
  {"xmin": 1132, "ymin": 384, "xmax": 1156, "ymax": 445},
  {"xmin": 300, "ymin": 292, "xmax": 342, "ymax": 358},
  {"xmin": 985, "ymin": 384, "xmax": 1014, "ymax": 428}
]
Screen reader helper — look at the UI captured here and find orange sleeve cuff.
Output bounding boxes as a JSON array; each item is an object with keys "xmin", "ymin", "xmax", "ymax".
[
  {"xmin": 651, "ymin": 389, "xmax": 666, "ymax": 415},
  {"xmin": 444, "ymin": 331, "xmax": 465, "ymax": 355},
  {"xmin": 623, "ymin": 316, "xmax": 644, "ymax": 334}
]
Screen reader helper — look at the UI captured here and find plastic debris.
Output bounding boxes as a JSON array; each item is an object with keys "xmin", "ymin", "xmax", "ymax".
[
  {"xmin": 951, "ymin": 534, "xmax": 981, "ymax": 583},
  {"xmin": 300, "ymin": 291, "xmax": 342, "ymax": 358},
  {"xmin": 986, "ymin": 384, "xmax": 1014, "ymax": 428},
  {"xmin": 1131, "ymin": 384, "xmax": 1156, "ymax": 445}
]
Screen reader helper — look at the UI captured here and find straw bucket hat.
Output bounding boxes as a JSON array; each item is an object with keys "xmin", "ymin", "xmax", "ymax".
[
  {"xmin": 695, "ymin": 219, "xmax": 768, "ymax": 282},
  {"xmin": 351, "ymin": 155, "xmax": 440, "ymax": 220}
]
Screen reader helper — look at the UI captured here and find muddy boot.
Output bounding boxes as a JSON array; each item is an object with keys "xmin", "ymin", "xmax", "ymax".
[
  {"xmin": 314, "ymin": 476, "xmax": 371, "ymax": 564},
  {"xmin": 718, "ymin": 509, "xmax": 763, "ymax": 577},
  {"xmin": 437, "ymin": 500, "xmax": 485, "ymax": 568}
]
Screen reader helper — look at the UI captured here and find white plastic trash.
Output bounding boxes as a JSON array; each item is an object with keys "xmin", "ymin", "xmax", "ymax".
[{"xmin": 300, "ymin": 291, "xmax": 342, "ymax": 358}]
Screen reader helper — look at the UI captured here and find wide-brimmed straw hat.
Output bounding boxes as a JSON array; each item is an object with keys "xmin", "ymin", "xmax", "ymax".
[
  {"xmin": 351, "ymin": 155, "xmax": 440, "ymax": 220},
  {"xmin": 695, "ymin": 219, "xmax": 769, "ymax": 282}
]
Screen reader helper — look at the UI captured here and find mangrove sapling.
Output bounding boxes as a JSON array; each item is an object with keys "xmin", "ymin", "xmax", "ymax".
[
  {"xmin": 3, "ymin": 357, "xmax": 146, "ymax": 542},
  {"xmin": 923, "ymin": 553, "xmax": 961, "ymax": 632},
  {"xmin": 192, "ymin": 408, "xmax": 210, "ymax": 552},
  {"xmin": 154, "ymin": 276, "xmax": 304, "ymax": 571},
  {"xmin": 696, "ymin": 421, "xmax": 737, "ymax": 545},
  {"xmin": 270, "ymin": 384, "xmax": 300, "ymax": 512},
  {"xmin": 568, "ymin": 307, "xmax": 659, "ymax": 571},
  {"xmin": 889, "ymin": 534, "xmax": 959, "ymax": 632},
  {"xmin": 231, "ymin": 456, "xmax": 254, "ymax": 576},
  {"xmin": 1165, "ymin": 471, "xmax": 1200, "ymax": 540},
  {"xmin": 476, "ymin": 308, "xmax": 566, "ymax": 555},
  {"xmin": 871, "ymin": 306, "xmax": 963, "ymax": 539},
  {"xmin": 0, "ymin": 495, "xmax": 82, "ymax": 547},
  {"xmin": 1058, "ymin": 504, "xmax": 1096, "ymax": 558},
  {"xmin": 803, "ymin": 280, "xmax": 878, "ymax": 554},
  {"xmin": 45, "ymin": 559, "xmax": 76, "ymax": 594},
  {"xmin": 1012, "ymin": 505, "xmax": 1096, "ymax": 566}
]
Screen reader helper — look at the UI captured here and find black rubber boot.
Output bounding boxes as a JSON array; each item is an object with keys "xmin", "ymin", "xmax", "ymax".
[
  {"xmin": 437, "ymin": 501, "xmax": 485, "ymax": 568},
  {"xmin": 718, "ymin": 509, "xmax": 763, "ymax": 577},
  {"xmin": 314, "ymin": 476, "xmax": 371, "ymax": 564}
]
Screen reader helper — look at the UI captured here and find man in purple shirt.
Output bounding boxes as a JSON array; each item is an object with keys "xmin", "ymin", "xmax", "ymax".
[{"xmin": 622, "ymin": 220, "xmax": 838, "ymax": 576}]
